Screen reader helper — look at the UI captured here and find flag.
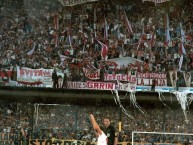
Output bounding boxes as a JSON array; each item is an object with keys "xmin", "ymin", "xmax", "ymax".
[
  {"xmin": 81, "ymin": 32, "xmax": 88, "ymax": 52},
  {"xmin": 165, "ymin": 13, "xmax": 171, "ymax": 44},
  {"xmin": 123, "ymin": 10, "xmax": 133, "ymax": 34},
  {"xmin": 178, "ymin": 54, "xmax": 183, "ymax": 70},
  {"xmin": 104, "ymin": 17, "xmax": 108, "ymax": 40},
  {"xmin": 141, "ymin": 18, "xmax": 145, "ymax": 34},
  {"xmin": 68, "ymin": 35, "xmax": 72, "ymax": 49},
  {"xmin": 53, "ymin": 15, "xmax": 59, "ymax": 48},
  {"xmin": 180, "ymin": 22, "xmax": 186, "ymax": 55},
  {"xmin": 27, "ymin": 42, "xmax": 36, "ymax": 55},
  {"xmin": 96, "ymin": 39, "xmax": 108, "ymax": 60},
  {"xmin": 178, "ymin": 22, "xmax": 186, "ymax": 70},
  {"xmin": 59, "ymin": 54, "xmax": 68, "ymax": 61},
  {"xmin": 136, "ymin": 37, "xmax": 142, "ymax": 50}
]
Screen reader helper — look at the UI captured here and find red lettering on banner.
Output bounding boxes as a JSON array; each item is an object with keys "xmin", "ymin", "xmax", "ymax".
[
  {"xmin": 158, "ymin": 79, "xmax": 166, "ymax": 86},
  {"xmin": 31, "ymin": 70, "xmax": 33, "ymax": 76},
  {"xmin": 104, "ymin": 73, "xmax": 136, "ymax": 82},
  {"xmin": 127, "ymin": 75, "xmax": 131, "ymax": 81},
  {"xmin": 24, "ymin": 69, "xmax": 30, "ymax": 76},
  {"xmin": 38, "ymin": 70, "xmax": 42, "ymax": 76},
  {"xmin": 132, "ymin": 77, "xmax": 136, "ymax": 82},
  {"xmin": 104, "ymin": 74, "xmax": 108, "ymax": 80},
  {"xmin": 87, "ymin": 81, "xmax": 115, "ymax": 90},
  {"xmin": 87, "ymin": 71, "xmax": 100, "ymax": 79},
  {"xmin": 83, "ymin": 68, "xmax": 100, "ymax": 80},
  {"xmin": 67, "ymin": 82, "xmax": 82, "ymax": 89},
  {"xmin": 109, "ymin": 75, "xmax": 112, "ymax": 80},
  {"xmin": 43, "ymin": 70, "xmax": 51, "ymax": 77},
  {"xmin": 121, "ymin": 75, "xmax": 125, "ymax": 80},
  {"xmin": 20, "ymin": 69, "xmax": 24, "ymax": 76},
  {"xmin": 137, "ymin": 79, "xmax": 144, "ymax": 85},
  {"xmin": 34, "ymin": 70, "xmax": 38, "ymax": 76},
  {"xmin": 137, "ymin": 72, "xmax": 167, "ymax": 79},
  {"xmin": 94, "ymin": 82, "xmax": 98, "ymax": 88},
  {"xmin": 112, "ymin": 74, "xmax": 116, "ymax": 79},
  {"xmin": 100, "ymin": 83, "xmax": 104, "ymax": 89},
  {"xmin": 0, "ymin": 70, "xmax": 12, "ymax": 77}
]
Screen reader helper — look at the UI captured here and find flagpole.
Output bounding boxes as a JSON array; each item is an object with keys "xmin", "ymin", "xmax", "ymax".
[
  {"xmin": 69, "ymin": 9, "xmax": 73, "ymax": 50},
  {"xmin": 94, "ymin": 6, "xmax": 97, "ymax": 38}
]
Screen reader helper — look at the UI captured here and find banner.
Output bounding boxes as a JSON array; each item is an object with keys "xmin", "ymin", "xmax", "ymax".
[
  {"xmin": 104, "ymin": 72, "xmax": 136, "ymax": 82},
  {"xmin": 59, "ymin": 0, "xmax": 98, "ymax": 6},
  {"xmin": 136, "ymin": 72, "xmax": 167, "ymax": 86},
  {"xmin": 104, "ymin": 72, "xmax": 167, "ymax": 86},
  {"xmin": 87, "ymin": 81, "xmax": 115, "ymax": 90},
  {"xmin": 117, "ymin": 81, "xmax": 136, "ymax": 91},
  {"xmin": 67, "ymin": 81, "xmax": 137, "ymax": 91},
  {"xmin": 0, "ymin": 69, "xmax": 12, "ymax": 82},
  {"xmin": 17, "ymin": 67, "xmax": 52, "ymax": 87},
  {"xmin": 0, "ymin": 66, "xmax": 192, "ymax": 91},
  {"xmin": 29, "ymin": 139, "xmax": 87, "ymax": 145},
  {"xmin": 67, "ymin": 81, "xmax": 115, "ymax": 90},
  {"xmin": 67, "ymin": 81, "xmax": 116, "ymax": 90},
  {"xmin": 83, "ymin": 68, "xmax": 100, "ymax": 80},
  {"xmin": 28, "ymin": 139, "xmax": 179, "ymax": 145},
  {"xmin": 17, "ymin": 67, "xmax": 64, "ymax": 87}
]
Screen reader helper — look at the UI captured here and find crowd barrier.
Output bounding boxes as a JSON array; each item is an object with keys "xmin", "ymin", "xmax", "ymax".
[
  {"xmin": 28, "ymin": 139, "xmax": 180, "ymax": 145},
  {"xmin": 0, "ymin": 133, "xmax": 184, "ymax": 145}
]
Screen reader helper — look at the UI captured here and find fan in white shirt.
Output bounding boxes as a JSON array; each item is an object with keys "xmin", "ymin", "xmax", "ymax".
[{"xmin": 90, "ymin": 114, "xmax": 108, "ymax": 145}]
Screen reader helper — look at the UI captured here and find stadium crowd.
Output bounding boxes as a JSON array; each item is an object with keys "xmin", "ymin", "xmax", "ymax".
[
  {"xmin": 0, "ymin": 100, "xmax": 193, "ymax": 144},
  {"xmin": 0, "ymin": 0, "xmax": 193, "ymax": 84},
  {"xmin": 1, "ymin": 0, "xmax": 193, "ymax": 144}
]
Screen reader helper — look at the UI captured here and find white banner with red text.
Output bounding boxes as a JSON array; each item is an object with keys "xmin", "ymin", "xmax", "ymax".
[{"xmin": 1, "ymin": 67, "xmax": 193, "ymax": 92}]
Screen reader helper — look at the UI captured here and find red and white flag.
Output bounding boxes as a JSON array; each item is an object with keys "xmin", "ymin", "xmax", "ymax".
[
  {"xmin": 123, "ymin": 10, "xmax": 133, "ymax": 34},
  {"xmin": 59, "ymin": 54, "xmax": 68, "ymax": 61},
  {"xmin": 96, "ymin": 39, "xmax": 108, "ymax": 60}
]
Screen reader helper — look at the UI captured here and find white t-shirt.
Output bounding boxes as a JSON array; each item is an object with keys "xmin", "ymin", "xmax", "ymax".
[{"xmin": 97, "ymin": 131, "xmax": 107, "ymax": 145}]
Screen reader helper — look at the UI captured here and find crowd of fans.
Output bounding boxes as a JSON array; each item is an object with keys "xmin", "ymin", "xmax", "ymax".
[
  {"xmin": 1, "ymin": 100, "xmax": 193, "ymax": 144},
  {"xmin": 1, "ymin": 0, "xmax": 193, "ymax": 144},
  {"xmin": 0, "ymin": 0, "xmax": 193, "ymax": 84}
]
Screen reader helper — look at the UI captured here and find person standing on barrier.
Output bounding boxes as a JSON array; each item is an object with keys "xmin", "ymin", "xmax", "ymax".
[
  {"xmin": 52, "ymin": 68, "xmax": 58, "ymax": 88},
  {"xmin": 101, "ymin": 117, "xmax": 118, "ymax": 145},
  {"xmin": 90, "ymin": 114, "xmax": 108, "ymax": 145}
]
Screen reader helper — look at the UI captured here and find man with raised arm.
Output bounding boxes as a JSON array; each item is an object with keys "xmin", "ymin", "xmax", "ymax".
[
  {"xmin": 90, "ymin": 114, "xmax": 108, "ymax": 145},
  {"xmin": 101, "ymin": 117, "xmax": 118, "ymax": 145}
]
